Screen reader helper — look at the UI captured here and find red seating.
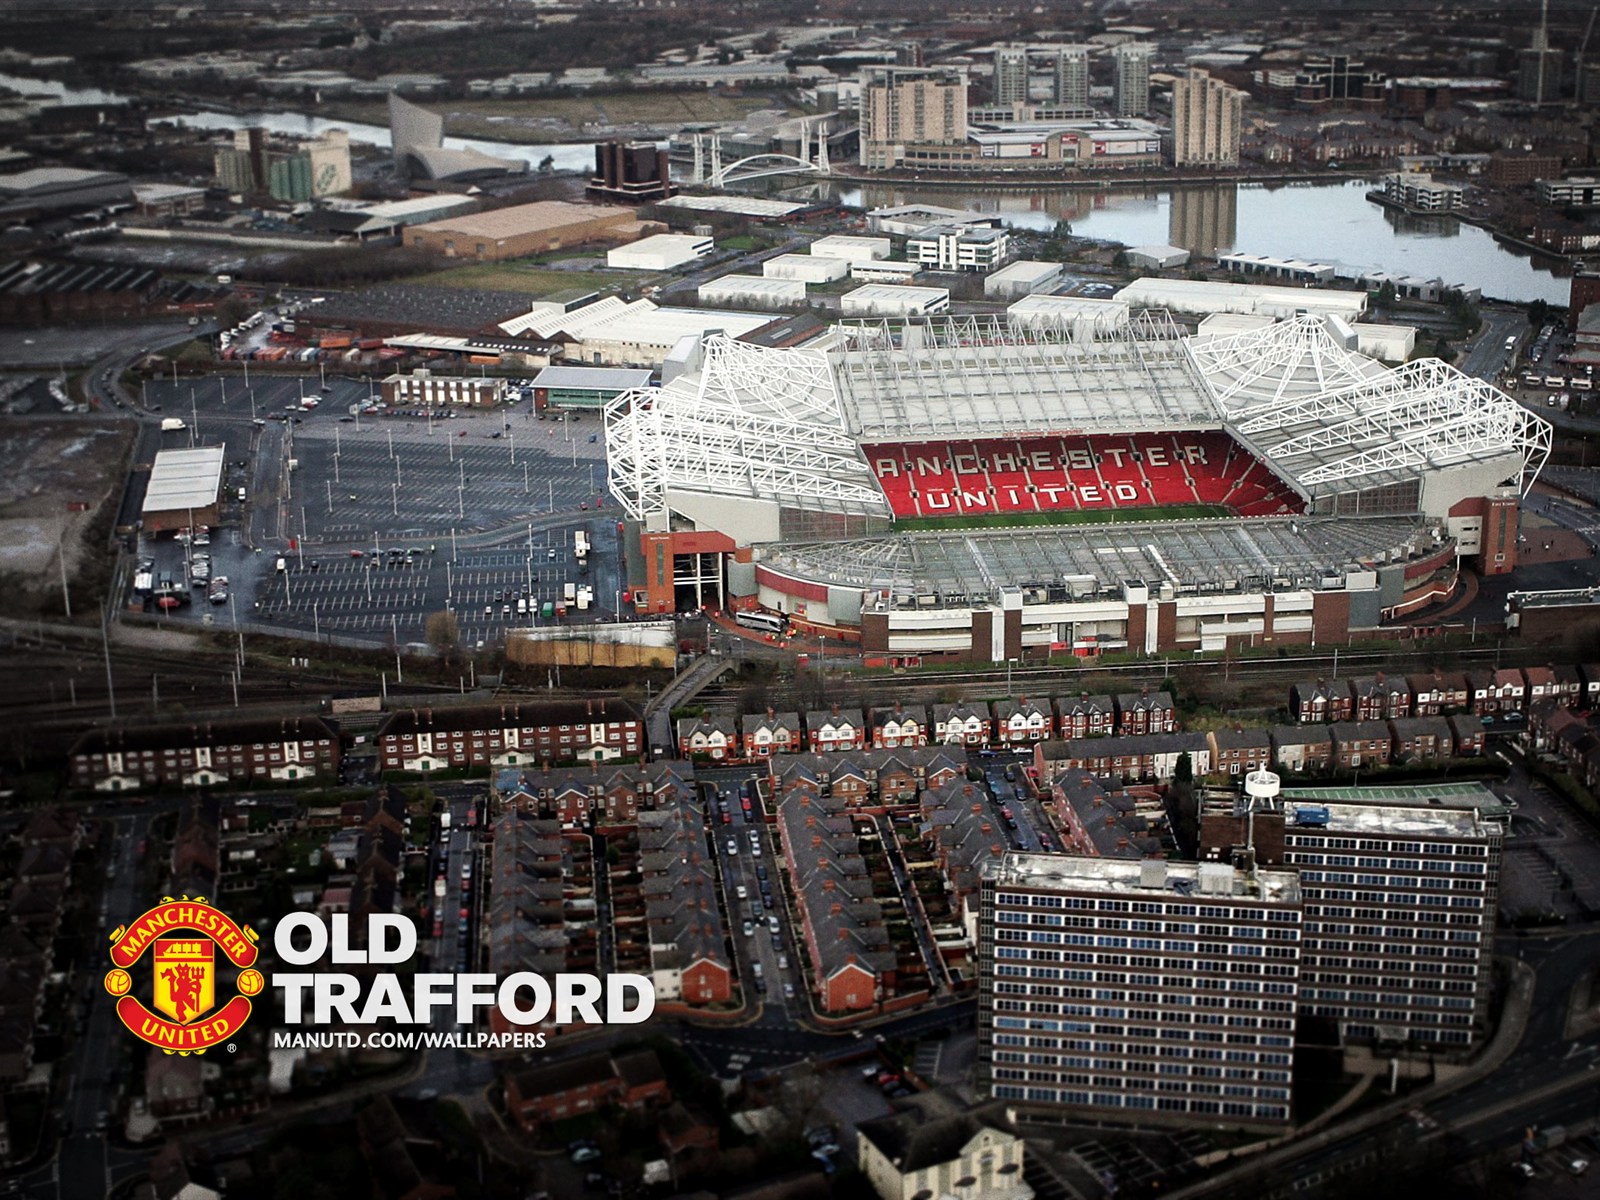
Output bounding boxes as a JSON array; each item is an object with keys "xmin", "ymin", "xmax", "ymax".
[{"xmin": 864, "ymin": 433, "xmax": 1301, "ymax": 520}]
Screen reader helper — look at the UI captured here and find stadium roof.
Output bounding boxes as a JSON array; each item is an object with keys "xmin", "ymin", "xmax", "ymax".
[
  {"xmin": 143, "ymin": 447, "xmax": 225, "ymax": 516},
  {"xmin": 1188, "ymin": 315, "xmax": 1550, "ymax": 496},
  {"xmin": 757, "ymin": 515, "xmax": 1434, "ymax": 600},
  {"xmin": 832, "ymin": 313, "xmax": 1218, "ymax": 441}
]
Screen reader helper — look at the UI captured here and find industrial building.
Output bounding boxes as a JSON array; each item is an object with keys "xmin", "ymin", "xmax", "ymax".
[
  {"xmin": 529, "ymin": 366, "xmax": 652, "ymax": 413},
  {"xmin": 977, "ymin": 852, "xmax": 1302, "ymax": 1127},
  {"xmin": 606, "ymin": 233, "xmax": 713, "ymax": 271},
  {"xmin": 810, "ymin": 235, "xmax": 892, "ymax": 263},
  {"xmin": 213, "ymin": 128, "xmax": 351, "ymax": 203},
  {"xmin": 0, "ymin": 166, "xmax": 133, "ymax": 220},
  {"xmin": 840, "ymin": 284, "xmax": 951, "ymax": 318},
  {"xmin": 1115, "ymin": 277, "xmax": 1368, "ymax": 321},
  {"xmin": 142, "ymin": 447, "xmax": 225, "ymax": 533},
  {"xmin": 501, "ymin": 295, "xmax": 773, "ymax": 367},
  {"xmin": 847, "ymin": 261, "xmax": 923, "ymax": 284},
  {"xmin": 983, "ymin": 260, "xmax": 1063, "ymax": 300},
  {"xmin": 306, "ymin": 194, "xmax": 478, "ymax": 241},
  {"xmin": 406, "ymin": 201, "xmax": 643, "ymax": 263},
  {"xmin": 131, "ymin": 182, "xmax": 206, "ymax": 219},
  {"xmin": 1125, "ymin": 244, "xmax": 1189, "ymax": 270},
  {"xmin": 1218, "ymin": 254, "xmax": 1336, "ymax": 285},
  {"xmin": 698, "ymin": 275, "xmax": 805, "ymax": 310},
  {"xmin": 764, "ymin": 253, "xmax": 849, "ymax": 284}
]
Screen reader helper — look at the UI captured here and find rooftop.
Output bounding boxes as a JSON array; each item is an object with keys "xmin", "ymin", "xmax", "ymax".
[
  {"xmin": 1284, "ymin": 798, "xmax": 1496, "ymax": 838},
  {"xmin": 410, "ymin": 200, "xmax": 636, "ymax": 241},
  {"xmin": 985, "ymin": 850, "xmax": 1302, "ymax": 905},
  {"xmin": 143, "ymin": 447, "xmax": 225, "ymax": 516}
]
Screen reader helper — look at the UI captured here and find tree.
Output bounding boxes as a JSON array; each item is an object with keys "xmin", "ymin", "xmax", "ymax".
[
  {"xmin": 425, "ymin": 610, "xmax": 460, "ymax": 659},
  {"xmin": 1174, "ymin": 751, "xmax": 1193, "ymax": 784},
  {"xmin": 537, "ymin": 154, "xmax": 555, "ymax": 174},
  {"xmin": 1528, "ymin": 298, "xmax": 1551, "ymax": 330}
]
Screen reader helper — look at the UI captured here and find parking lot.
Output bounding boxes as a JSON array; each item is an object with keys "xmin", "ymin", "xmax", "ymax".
[{"xmin": 133, "ymin": 372, "xmax": 623, "ymax": 647}]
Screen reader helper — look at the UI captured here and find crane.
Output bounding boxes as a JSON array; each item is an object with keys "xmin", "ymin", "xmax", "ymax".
[{"xmin": 1578, "ymin": 5, "xmax": 1600, "ymax": 103}]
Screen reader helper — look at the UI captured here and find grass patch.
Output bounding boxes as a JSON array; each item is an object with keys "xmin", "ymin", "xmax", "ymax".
[
  {"xmin": 404, "ymin": 260, "xmax": 654, "ymax": 295},
  {"xmin": 893, "ymin": 504, "xmax": 1232, "ymax": 531}
]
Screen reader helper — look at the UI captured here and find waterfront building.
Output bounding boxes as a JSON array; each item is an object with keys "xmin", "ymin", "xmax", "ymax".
[
  {"xmin": 1171, "ymin": 69, "xmax": 1244, "ymax": 168},
  {"xmin": 859, "ymin": 66, "xmax": 969, "ymax": 170},
  {"xmin": 1111, "ymin": 44, "xmax": 1153, "ymax": 117}
]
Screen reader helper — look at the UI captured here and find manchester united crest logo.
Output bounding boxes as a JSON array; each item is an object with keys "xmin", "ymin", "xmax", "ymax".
[{"xmin": 106, "ymin": 896, "xmax": 263, "ymax": 1055}]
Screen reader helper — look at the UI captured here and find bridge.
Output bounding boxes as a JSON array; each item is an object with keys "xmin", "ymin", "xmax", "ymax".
[{"xmin": 688, "ymin": 119, "xmax": 835, "ymax": 189}]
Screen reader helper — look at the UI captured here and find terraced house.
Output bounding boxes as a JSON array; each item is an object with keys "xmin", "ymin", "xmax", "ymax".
[
  {"xmin": 742, "ymin": 709, "xmax": 803, "ymax": 758},
  {"xmin": 931, "ymin": 700, "xmax": 991, "ymax": 747},
  {"xmin": 377, "ymin": 700, "xmax": 643, "ymax": 771},
  {"xmin": 993, "ymin": 698, "xmax": 1053, "ymax": 744},
  {"xmin": 69, "ymin": 716, "xmax": 340, "ymax": 790}
]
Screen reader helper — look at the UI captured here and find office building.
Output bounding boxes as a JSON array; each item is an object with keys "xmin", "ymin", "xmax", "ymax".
[
  {"xmin": 1171, "ymin": 68, "xmax": 1244, "ymax": 168},
  {"xmin": 977, "ymin": 852, "xmax": 1301, "ymax": 1127},
  {"xmin": 588, "ymin": 140, "xmax": 674, "ymax": 203},
  {"xmin": 1052, "ymin": 45, "xmax": 1090, "ymax": 109},
  {"xmin": 1112, "ymin": 43, "xmax": 1154, "ymax": 117},
  {"xmin": 860, "ymin": 66, "xmax": 970, "ymax": 169},
  {"xmin": 904, "ymin": 224, "xmax": 1012, "ymax": 272},
  {"xmin": 1536, "ymin": 177, "xmax": 1600, "ymax": 209},
  {"xmin": 1294, "ymin": 54, "xmax": 1386, "ymax": 109},
  {"xmin": 1201, "ymin": 779, "xmax": 1503, "ymax": 1049}
]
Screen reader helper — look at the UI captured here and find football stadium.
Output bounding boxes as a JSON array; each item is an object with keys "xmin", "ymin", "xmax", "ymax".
[{"xmin": 606, "ymin": 310, "xmax": 1551, "ymax": 661}]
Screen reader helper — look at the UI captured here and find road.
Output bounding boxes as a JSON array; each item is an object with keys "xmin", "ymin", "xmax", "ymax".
[{"xmin": 1457, "ymin": 307, "xmax": 1527, "ymax": 383}]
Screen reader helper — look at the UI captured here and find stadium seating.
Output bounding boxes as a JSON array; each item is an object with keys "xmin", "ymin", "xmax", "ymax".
[{"xmin": 864, "ymin": 433, "xmax": 1301, "ymax": 520}]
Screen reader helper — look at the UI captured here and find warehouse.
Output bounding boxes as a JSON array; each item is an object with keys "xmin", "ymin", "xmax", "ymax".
[
  {"xmin": 983, "ymin": 260, "xmax": 1063, "ymax": 300},
  {"xmin": 840, "ymin": 284, "xmax": 950, "ymax": 318},
  {"xmin": 698, "ymin": 275, "xmax": 805, "ymax": 310},
  {"xmin": 849, "ymin": 260, "xmax": 924, "ymax": 283},
  {"xmin": 1350, "ymin": 322, "xmax": 1417, "ymax": 362},
  {"xmin": 764, "ymin": 253, "xmax": 848, "ymax": 284},
  {"xmin": 308, "ymin": 194, "xmax": 478, "ymax": 240},
  {"xmin": 142, "ymin": 447, "xmax": 224, "ymax": 533},
  {"xmin": 529, "ymin": 365, "xmax": 652, "ymax": 413},
  {"xmin": 0, "ymin": 166, "xmax": 133, "ymax": 220},
  {"xmin": 1114, "ymin": 277, "xmax": 1368, "ymax": 321},
  {"xmin": 1125, "ymin": 244, "xmax": 1189, "ymax": 270},
  {"xmin": 606, "ymin": 233, "xmax": 713, "ymax": 271},
  {"xmin": 132, "ymin": 182, "xmax": 207, "ymax": 219},
  {"xmin": 809, "ymin": 235, "xmax": 891, "ymax": 263},
  {"xmin": 406, "ymin": 200, "xmax": 643, "ymax": 262}
]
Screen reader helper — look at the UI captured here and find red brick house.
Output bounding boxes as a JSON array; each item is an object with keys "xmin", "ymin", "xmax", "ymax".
[
  {"xmin": 1057, "ymin": 694, "xmax": 1115, "ymax": 739},
  {"xmin": 806, "ymin": 706, "xmax": 866, "ymax": 753},
  {"xmin": 993, "ymin": 698, "xmax": 1053, "ymax": 744},
  {"xmin": 1407, "ymin": 671, "xmax": 1469, "ymax": 716},
  {"xmin": 69, "ymin": 716, "xmax": 340, "ymax": 790},
  {"xmin": 1115, "ymin": 690, "xmax": 1176, "ymax": 735},
  {"xmin": 742, "ymin": 710, "xmax": 803, "ymax": 757},
  {"xmin": 1290, "ymin": 680, "xmax": 1352, "ymax": 723},
  {"xmin": 1208, "ymin": 727, "xmax": 1273, "ymax": 775},
  {"xmin": 1328, "ymin": 721, "xmax": 1393, "ymax": 769},
  {"xmin": 869, "ymin": 703, "xmax": 927, "ymax": 748},
  {"xmin": 503, "ymin": 1049, "xmax": 669, "ymax": 1132},
  {"xmin": 677, "ymin": 714, "xmax": 739, "ymax": 761},
  {"xmin": 931, "ymin": 701, "xmax": 991, "ymax": 747},
  {"xmin": 1349, "ymin": 674, "xmax": 1411, "ymax": 721},
  {"xmin": 1388, "ymin": 716, "xmax": 1453, "ymax": 763},
  {"xmin": 378, "ymin": 700, "xmax": 643, "ymax": 771}
]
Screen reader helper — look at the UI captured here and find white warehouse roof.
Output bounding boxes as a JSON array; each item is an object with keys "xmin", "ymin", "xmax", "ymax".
[
  {"xmin": 1115, "ymin": 277, "xmax": 1367, "ymax": 321},
  {"xmin": 699, "ymin": 275, "xmax": 806, "ymax": 304},
  {"xmin": 143, "ymin": 447, "xmax": 225, "ymax": 516}
]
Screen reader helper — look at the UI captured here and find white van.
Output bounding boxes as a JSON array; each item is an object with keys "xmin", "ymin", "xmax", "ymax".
[{"xmin": 516, "ymin": 597, "xmax": 528, "ymax": 615}]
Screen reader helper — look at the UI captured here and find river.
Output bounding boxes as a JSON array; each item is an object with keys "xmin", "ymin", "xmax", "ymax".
[{"xmin": 0, "ymin": 68, "xmax": 1574, "ymax": 304}]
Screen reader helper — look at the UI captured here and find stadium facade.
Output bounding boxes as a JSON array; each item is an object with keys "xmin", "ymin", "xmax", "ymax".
[{"xmin": 606, "ymin": 312, "xmax": 1550, "ymax": 661}]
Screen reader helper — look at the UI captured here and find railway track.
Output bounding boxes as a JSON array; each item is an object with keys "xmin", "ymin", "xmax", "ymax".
[{"xmin": 691, "ymin": 643, "xmax": 1516, "ymax": 711}]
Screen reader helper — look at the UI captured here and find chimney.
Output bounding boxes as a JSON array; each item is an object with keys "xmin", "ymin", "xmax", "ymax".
[
  {"xmin": 812, "ymin": 835, "xmax": 823, "ymax": 849},
  {"xmin": 586, "ymin": 699, "xmax": 593, "ymax": 716},
  {"xmin": 823, "ymin": 878, "xmax": 835, "ymax": 891}
]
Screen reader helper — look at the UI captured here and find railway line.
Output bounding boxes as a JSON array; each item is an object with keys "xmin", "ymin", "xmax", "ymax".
[{"xmin": 692, "ymin": 643, "xmax": 1517, "ymax": 711}]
